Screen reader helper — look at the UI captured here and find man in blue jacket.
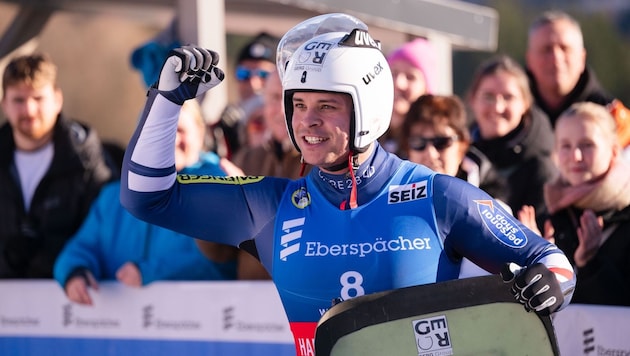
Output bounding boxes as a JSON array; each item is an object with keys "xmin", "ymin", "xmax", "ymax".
[{"xmin": 54, "ymin": 100, "xmax": 237, "ymax": 305}]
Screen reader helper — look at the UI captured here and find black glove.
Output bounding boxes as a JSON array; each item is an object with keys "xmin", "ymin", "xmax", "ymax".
[
  {"xmin": 155, "ymin": 45, "xmax": 225, "ymax": 105},
  {"xmin": 500, "ymin": 262, "xmax": 564, "ymax": 316}
]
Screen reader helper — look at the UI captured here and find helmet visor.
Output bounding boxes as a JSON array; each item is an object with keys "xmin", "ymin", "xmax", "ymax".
[{"xmin": 276, "ymin": 13, "xmax": 368, "ymax": 81}]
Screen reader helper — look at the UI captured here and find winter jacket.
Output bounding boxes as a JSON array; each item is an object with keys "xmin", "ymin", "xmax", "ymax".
[
  {"xmin": 0, "ymin": 114, "xmax": 113, "ymax": 278},
  {"xmin": 472, "ymin": 107, "xmax": 557, "ymax": 228},
  {"xmin": 531, "ymin": 66, "xmax": 630, "ymax": 149},
  {"xmin": 528, "ymin": 66, "xmax": 614, "ymax": 126},
  {"xmin": 544, "ymin": 156, "xmax": 630, "ymax": 306},
  {"xmin": 550, "ymin": 205, "xmax": 630, "ymax": 306},
  {"xmin": 457, "ymin": 145, "xmax": 508, "ymax": 205},
  {"xmin": 53, "ymin": 152, "xmax": 237, "ymax": 287}
]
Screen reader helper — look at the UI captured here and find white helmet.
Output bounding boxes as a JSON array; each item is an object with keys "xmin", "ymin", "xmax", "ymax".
[{"xmin": 280, "ymin": 27, "xmax": 393, "ymax": 153}]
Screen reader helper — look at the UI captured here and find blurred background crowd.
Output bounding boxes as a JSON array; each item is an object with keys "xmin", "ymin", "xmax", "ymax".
[{"xmin": 1, "ymin": 0, "xmax": 629, "ymax": 308}]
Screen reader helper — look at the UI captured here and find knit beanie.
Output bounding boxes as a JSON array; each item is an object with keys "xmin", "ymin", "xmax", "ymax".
[{"xmin": 387, "ymin": 38, "xmax": 437, "ymax": 93}]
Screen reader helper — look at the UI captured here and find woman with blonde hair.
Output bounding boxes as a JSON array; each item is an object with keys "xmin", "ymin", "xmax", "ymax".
[{"xmin": 544, "ymin": 102, "xmax": 630, "ymax": 306}]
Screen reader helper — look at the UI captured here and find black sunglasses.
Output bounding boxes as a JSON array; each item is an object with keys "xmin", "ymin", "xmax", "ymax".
[
  {"xmin": 235, "ymin": 66, "xmax": 270, "ymax": 81},
  {"xmin": 408, "ymin": 135, "xmax": 459, "ymax": 151}
]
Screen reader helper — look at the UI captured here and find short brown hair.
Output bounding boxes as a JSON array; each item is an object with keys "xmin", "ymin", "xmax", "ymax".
[
  {"xmin": 528, "ymin": 10, "xmax": 583, "ymax": 49},
  {"xmin": 2, "ymin": 53, "xmax": 58, "ymax": 95},
  {"xmin": 402, "ymin": 94, "xmax": 469, "ymax": 143}
]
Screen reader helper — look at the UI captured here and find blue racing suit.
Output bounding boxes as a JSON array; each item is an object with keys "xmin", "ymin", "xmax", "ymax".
[{"xmin": 121, "ymin": 89, "xmax": 575, "ymax": 356}]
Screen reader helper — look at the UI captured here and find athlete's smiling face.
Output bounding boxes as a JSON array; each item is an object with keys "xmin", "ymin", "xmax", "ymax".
[{"xmin": 291, "ymin": 91, "xmax": 353, "ymax": 173}]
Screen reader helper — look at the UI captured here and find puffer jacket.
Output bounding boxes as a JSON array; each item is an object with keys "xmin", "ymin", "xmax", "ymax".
[
  {"xmin": 0, "ymin": 114, "xmax": 114, "ymax": 278},
  {"xmin": 471, "ymin": 107, "xmax": 557, "ymax": 229}
]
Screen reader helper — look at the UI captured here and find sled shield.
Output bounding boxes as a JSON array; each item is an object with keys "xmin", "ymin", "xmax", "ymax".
[{"xmin": 315, "ymin": 275, "xmax": 559, "ymax": 356}]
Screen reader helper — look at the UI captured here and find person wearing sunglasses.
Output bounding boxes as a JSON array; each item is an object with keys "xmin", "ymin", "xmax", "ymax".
[
  {"xmin": 402, "ymin": 94, "xmax": 507, "ymax": 206},
  {"xmin": 211, "ymin": 32, "xmax": 279, "ymax": 159},
  {"xmin": 233, "ymin": 32, "xmax": 278, "ymax": 102},
  {"xmin": 402, "ymin": 94, "xmax": 513, "ymax": 279},
  {"xmin": 380, "ymin": 38, "xmax": 437, "ymax": 158},
  {"xmin": 467, "ymin": 55, "xmax": 557, "ymax": 233},
  {"xmin": 235, "ymin": 66, "xmax": 271, "ymax": 82}
]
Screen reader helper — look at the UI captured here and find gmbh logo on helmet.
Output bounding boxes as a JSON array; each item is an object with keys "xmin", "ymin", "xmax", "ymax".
[{"xmin": 291, "ymin": 29, "xmax": 380, "ymax": 73}]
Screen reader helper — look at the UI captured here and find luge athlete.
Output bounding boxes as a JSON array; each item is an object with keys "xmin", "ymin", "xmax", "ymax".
[{"xmin": 121, "ymin": 14, "xmax": 575, "ymax": 356}]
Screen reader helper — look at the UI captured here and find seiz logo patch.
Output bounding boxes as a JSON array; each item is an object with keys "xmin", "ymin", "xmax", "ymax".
[
  {"xmin": 412, "ymin": 315, "xmax": 453, "ymax": 356},
  {"xmin": 279, "ymin": 217, "xmax": 305, "ymax": 261},
  {"xmin": 475, "ymin": 200, "xmax": 527, "ymax": 248},
  {"xmin": 388, "ymin": 181, "xmax": 428, "ymax": 204},
  {"xmin": 291, "ymin": 187, "xmax": 311, "ymax": 209},
  {"xmin": 177, "ymin": 175, "xmax": 264, "ymax": 185}
]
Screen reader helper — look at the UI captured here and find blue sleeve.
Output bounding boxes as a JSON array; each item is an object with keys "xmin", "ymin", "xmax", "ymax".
[
  {"xmin": 120, "ymin": 89, "xmax": 289, "ymax": 249},
  {"xmin": 131, "ymin": 152, "xmax": 239, "ymax": 283},
  {"xmin": 432, "ymin": 174, "xmax": 567, "ymax": 273},
  {"xmin": 122, "ymin": 174, "xmax": 289, "ymax": 248},
  {"xmin": 53, "ymin": 184, "xmax": 119, "ymax": 286},
  {"xmin": 136, "ymin": 235, "xmax": 237, "ymax": 284},
  {"xmin": 135, "ymin": 234, "xmax": 235, "ymax": 284}
]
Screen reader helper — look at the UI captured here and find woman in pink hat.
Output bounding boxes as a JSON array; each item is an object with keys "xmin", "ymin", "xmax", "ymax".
[{"xmin": 380, "ymin": 38, "xmax": 437, "ymax": 158}]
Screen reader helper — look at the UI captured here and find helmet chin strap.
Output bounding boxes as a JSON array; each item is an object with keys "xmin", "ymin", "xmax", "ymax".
[
  {"xmin": 299, "ymin": 156, "xmax": 307, "ymax": 177},
  {"xmin": 339, "ymin": 152, "xmax": 359, "ymax": 210},
  {"xmin": 306, "ymin": 146, "xmax": 362, "ymax": 210},
  {"xmin": 300, "ymin": 148, "xmax": 358, "ymax": 175}
]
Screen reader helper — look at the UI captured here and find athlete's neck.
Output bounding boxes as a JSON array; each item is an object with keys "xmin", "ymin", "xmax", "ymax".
[
  {"xmin": 315, "ymin": 144, "xmax": 379, "ymax": 192},
  {"xmin": 319, "ymin": 144, "xmax": 375, "ymax": 174},
  {"xmin": 309, "ymin": 143, "xmax": 402, "ymax": 208}
]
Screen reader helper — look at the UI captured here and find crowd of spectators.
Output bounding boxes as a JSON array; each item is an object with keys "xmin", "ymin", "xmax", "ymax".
[{"xmin": 1, "ymin": 8, "xmax": 628, "ymax": 310}]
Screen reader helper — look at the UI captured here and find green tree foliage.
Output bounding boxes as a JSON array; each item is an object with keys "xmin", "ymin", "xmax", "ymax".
[{"xmin": 577, "ymin": 12, "xmax": 630, "ymax": 105}]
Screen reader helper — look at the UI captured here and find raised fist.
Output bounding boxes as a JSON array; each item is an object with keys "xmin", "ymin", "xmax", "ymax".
[
  {"xmin": 500, "ymin": 262, "xmax": 564, "ymax": 316},
  {"xmin": 156, "ymin": 45, "xmax": 225, "ymax": 104}
]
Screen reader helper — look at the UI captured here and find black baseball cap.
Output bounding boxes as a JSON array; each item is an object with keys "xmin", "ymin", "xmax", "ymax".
[{"xmin": 236, "ymin": 32, "xmax": 279, "ymax": 64}]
